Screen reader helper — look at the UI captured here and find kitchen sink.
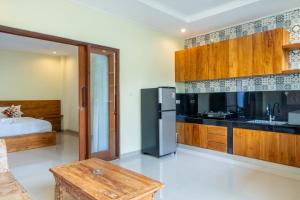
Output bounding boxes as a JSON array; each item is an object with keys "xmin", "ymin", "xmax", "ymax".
[{"xmin": 247, "ymin": 120, "xmax": 287, "ymax": 126}]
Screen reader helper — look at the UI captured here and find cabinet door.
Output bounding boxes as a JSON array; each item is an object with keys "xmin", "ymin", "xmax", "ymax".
[
  {"xmin": 192, "ymin": 124, "xmax": 207, "ymax": 148},
  {"xmin": 233, "ymin": 128, "xmax": 300, "ymax": 168},
  {"xmin": 197, "ymin": 45, "xmax": 209, "ymax": 80},
  {"xmin": 175, "ymin": 50, "xmax": 186, "ymax": 82},
  {"xmin": 208, "ymin": 41, "xmax": 229, "ymax": 80},
  {"xmin": 185, "ymin": 47, "xmax": 198, "ymax": 81},
  {"xmin": 229, "ymin": 35, "xmax": 253, "ymax": 78},
  {"xmin": 183, "ymin": 123, "xmax": 194, "ymax": 145},
  {"xmin": 233, "ymin": 128, "xmax": 261, "ymax": 159},
  {"xmin": 206, "ymin": 125, "xmax": 227, "ymax": 152},
  {"xmin": 252, "ymin": 28, "xmax": 289, "ymax": 76},
  {"xmin": 176, "ymin": 122, "xmax": 185, "ymax": 144},
  {"xmin": 260, "ymin": 131, "xmax": 280, "ymax": 163},
  {"xmin": 278, "ymin": 133, "xmax": 297, "ymax": 166},
  {"xmin": 217, "ymin": 40, "xmax": 230, "ymax": 79}
]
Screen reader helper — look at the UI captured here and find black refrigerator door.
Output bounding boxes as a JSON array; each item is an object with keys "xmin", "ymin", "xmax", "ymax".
[{"xmin": 159, "ymin": 87, "xmax": 176, "ymax": 111}]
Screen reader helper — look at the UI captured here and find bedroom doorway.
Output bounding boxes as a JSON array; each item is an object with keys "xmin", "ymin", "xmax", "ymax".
[{"xmin": 0, "ymin": 25, "xmax": 120, "ymax": 161}]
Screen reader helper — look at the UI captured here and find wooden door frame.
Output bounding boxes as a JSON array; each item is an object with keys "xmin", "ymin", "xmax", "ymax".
[
  {"xmin": 0, "ymin": 25, "xmax": 120, "ymax": 160},
  {"xmin": 88, "ymin": 47, "xmax": 117, "ymax": 160}
]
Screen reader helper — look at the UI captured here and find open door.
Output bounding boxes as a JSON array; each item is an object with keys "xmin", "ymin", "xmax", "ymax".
[{"xmin": 79, "ymin": 45, "xmax": 119, "ymax": 161}]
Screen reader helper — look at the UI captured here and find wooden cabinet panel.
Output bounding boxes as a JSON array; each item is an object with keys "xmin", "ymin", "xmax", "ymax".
[
  {"xmin": 208, "ymin": 41, "xmax": 229, "ymax": 80},
  {"xmin": 207, "ymin": 142, "xmax": 227, "ymax": 153},
  {"xmin": 233, "ymin": 128, "xmax": 300, "ymax": 168},
  {"xmin": 253, "ymin": 28, "xmax": 289, "ymax": 76},
  {"xmin": 260, "ymin": 131, "xmax": 280, "ymax": 163},
  {"xmin": 176, "ymin": 122, "xmax": 185, "ymax": 144},
  {"xmin": 229, "ymin": 35, "xmax": 253, "ymax": 78},
  {"xmin": 207, "ymin": 125, "xmax": 227, "ymax": 136},
  {"xmin": 207, "ymin": 134, "xmax": 227, "ymax": 144},
  {"xmin": 183, "ymin": 123, "xmax": 194, "ymax": 145},
  {"xmin": 207, "ymin": 125, "xmax": 227, "ymax": 152},
  {"xmin": 175, "ymin": 50, "xmax": 185, "ymax": 82},
  {"xmin": 197, "ymin": 45, "xmax": 209, "ymax": 80},
  {"xmin": 175, "ymin": 28, "xmax": 289, "ymax": 82},
  {"xmin": 176, "ymin": 123, "xmax": 227, "ymax": 152},
  {"xmin": 192, "ymin": 124, "xmax": 207, "ymax": 148},
  {"xmin": 278, "ymin": 133, "xmax": 297, "ymax": 166},
  {"xmin": 185, "ymin": 47, "xmax": 198, "ymax": 81}
]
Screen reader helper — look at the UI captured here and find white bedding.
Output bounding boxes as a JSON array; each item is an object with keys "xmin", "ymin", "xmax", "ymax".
[{"xmin": 0, "ymin": 117, "xmax": 52, "ymax": 137}]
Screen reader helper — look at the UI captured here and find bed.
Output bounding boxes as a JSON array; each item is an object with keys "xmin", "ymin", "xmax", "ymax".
[{"xmin": 0, "ymin": 100, "xmax": 60, "ymax": 152}]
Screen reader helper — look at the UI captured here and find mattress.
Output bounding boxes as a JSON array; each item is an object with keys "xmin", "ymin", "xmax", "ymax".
[{"xmin": 0, "ymin": 117, "xmax": 52, "ymax": 137}]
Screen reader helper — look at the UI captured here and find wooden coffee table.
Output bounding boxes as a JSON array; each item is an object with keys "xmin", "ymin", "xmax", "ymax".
[{"xmin": 50, "ymin": 158, "xmax": 164, "ymax": 200}]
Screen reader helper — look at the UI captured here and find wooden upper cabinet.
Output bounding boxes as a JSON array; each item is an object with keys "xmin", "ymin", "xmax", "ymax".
[
  {"xmin": 175, "ymin": 28, "xmax": 290, "ymax": 82},
  {"xmin": 185, "ymin": 47, "xmax": 198, "ymax": 81},
  {"xmin": 175, "ymin": 50, "xmax": 186, "ymax": 82},
  {"xmin": 208, "ymin": 41, "xmax": 229, "ymax": 80},
  {"xmin": 252, "ymin": 28, "xmax": 289, "ymax": 76},
  {"xmin": 229, "ymin": 35, "xmax": 253, "ymax": 78},
  {"xmin": 197, "ymin": 45, "xmax": 209, "ymax": 81}
]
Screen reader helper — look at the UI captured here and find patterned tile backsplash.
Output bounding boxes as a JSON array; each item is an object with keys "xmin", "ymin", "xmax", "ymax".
[{"xmin": 184, "ymin": 8, "xmax": 300, "ymax": 94}]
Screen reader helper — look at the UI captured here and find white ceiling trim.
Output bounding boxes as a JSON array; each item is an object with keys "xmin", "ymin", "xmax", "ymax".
[
  {"xmin": 138, "ymin": 0, "xmax": 261, "ymax": 23},
  {"xmin": 137, "ymin": 0, "xmax": 187, "ymax": 21},
  {"xmin": 186, "ymin": 0, "xmax": 261, "ymax": 22}
]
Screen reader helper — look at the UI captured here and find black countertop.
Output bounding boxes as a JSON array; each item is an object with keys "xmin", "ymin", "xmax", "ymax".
[{"xmin": 177, "ymin": 115, "xmax": 300, "ymax": 135}]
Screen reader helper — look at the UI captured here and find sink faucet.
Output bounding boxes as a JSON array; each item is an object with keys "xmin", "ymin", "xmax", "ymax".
[
  {"xmin": 266, "ymin": 104, "xmax": 272, "ymax": 121},
  {"xmin": 272, "ymin": 102, "xmax": 280, "ymax": 120},
  {"xmin": 266, "ymin": 103, "xmax": 280, "ymax": 122}
]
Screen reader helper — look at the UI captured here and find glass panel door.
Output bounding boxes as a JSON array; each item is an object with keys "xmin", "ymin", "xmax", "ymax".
[{"xmin": 88, "ymin": 47, "xmax": 116, "ymax": 160}]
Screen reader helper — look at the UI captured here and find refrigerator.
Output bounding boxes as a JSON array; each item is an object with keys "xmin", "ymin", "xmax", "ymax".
[{"xmin": 141, "ymin": 87, "xmax": 177, "ymax": 157}]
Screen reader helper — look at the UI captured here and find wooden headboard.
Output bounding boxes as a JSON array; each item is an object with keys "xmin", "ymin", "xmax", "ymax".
[{"xmin": 0, "ymin": 100, "xmax": 62, "ymax": 131}]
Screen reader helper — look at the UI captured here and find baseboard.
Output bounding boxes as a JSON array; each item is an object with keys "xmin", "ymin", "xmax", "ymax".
[
  {"xmin": 119, "ymin": 150, "xmax": 141, "ymax": 159},
  {"xmin": 62, "ymin": 129, "xmax": 78, "ymax": 134}
]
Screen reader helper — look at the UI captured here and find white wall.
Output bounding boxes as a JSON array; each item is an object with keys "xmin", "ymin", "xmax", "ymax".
[
  {"xmin": 62, "ymin": 53, "xmax": 79, "ymax": 132},
  {"xmin": 0, "ymin": 49, "xmax": 63, "ymax": 100},
  {"xmin": 0, "ymin": 0, "xmax": 183, "ymax": 154},
  {"xmin": 0, "ymin": 49, "xmax": 79, "ymax": 132}
]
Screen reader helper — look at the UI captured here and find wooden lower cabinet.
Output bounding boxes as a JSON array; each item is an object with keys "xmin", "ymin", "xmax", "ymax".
[
  {"xmin": 233, "ymin": 128, "xmax": 300, "ymax": 168},
  {"xmin": 176, "ymin": 122, "xmax": 227, "ymax": 152},
  {"xmin": 206, "ymin": 125, "xmax": 227, "ymax": 152},
  {"xmin": 176, "ymin": 122, "xmax": 185, "ymax": 144},
  {"xmin": 193, "ymin": 124, "xmax": 208, "ymax": 148}
]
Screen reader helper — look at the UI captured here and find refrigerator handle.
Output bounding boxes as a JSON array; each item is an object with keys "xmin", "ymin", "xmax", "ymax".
[
  {"xmin": 158, "ymin": 88, "xmax": 162, "ymax": 103},
  {"xmin": 158, "ymin": 111, "xmax": 162, "ymax": 119}
]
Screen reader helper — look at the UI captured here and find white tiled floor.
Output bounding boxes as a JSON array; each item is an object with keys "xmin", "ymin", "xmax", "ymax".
[{"xmin": 8, "ymin": 132, "xmax": 300, "ymax": 200}]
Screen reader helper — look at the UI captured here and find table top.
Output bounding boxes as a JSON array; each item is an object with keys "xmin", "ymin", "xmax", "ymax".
[
  {"xmin": 0, "ymin": 172, "xmax": 31, "ymax": 200},
  {"xmin": 50, "ymin": 158, "xmax": 164, "ymax": 200}
]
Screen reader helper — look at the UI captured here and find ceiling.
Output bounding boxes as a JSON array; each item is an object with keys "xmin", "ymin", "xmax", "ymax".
[
  {"xmin": 72, "ymin": 0, "xmax": 300, "ymax": 37},
  {"xmin": 0, "ymin": 32, "xmax": 77, "ymax": 56}
]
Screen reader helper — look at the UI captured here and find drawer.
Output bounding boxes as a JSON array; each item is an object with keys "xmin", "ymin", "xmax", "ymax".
[
  {"xmin": 207, "ymin": 125, "xmax": 227, "ymax": 136},
  {"xmin": 207, "ymin": 133, "xmax": 227, "ymax": 144},
  {"xmin": 207, "ymin": 141, "xmax": 227, "ymax": 152}
]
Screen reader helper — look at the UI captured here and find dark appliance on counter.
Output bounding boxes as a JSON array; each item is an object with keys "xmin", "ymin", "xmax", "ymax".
[
  {"xmin": 141, "ymin": 87, "xmax": 177, "ymax": 157},
  {"xmin": 202, "ymin": 111, "xmax": 237, "ymax": 119}
]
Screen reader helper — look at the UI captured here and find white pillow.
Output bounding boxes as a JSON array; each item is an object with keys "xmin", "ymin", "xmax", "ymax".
[{"xmin": 13, "ymin": 105, "xmax": 23, "ymax": 118}]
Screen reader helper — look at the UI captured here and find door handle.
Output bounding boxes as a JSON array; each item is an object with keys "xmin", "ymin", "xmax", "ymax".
[{"xmin": 81, "ymin": 86, "xmax": 87, "ymax": 107}]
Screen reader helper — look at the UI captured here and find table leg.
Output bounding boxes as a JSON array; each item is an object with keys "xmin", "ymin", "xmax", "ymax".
[{"xmin": 55, "ymin": 183, "xmax": 63, "ymax": 200}]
